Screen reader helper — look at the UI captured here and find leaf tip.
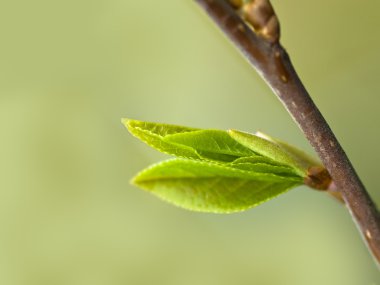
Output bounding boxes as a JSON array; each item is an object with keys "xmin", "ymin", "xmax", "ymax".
[
  {"xmin": 129, "ymin": 173, "xmax": 147, "ymax": 191},
  {"xmin": 129, "ymin": 176, "xmax": 140, "ymax": 188},
  {"xmin": 122, "ymin": 118, "xmax": 144, "ymax": 136},
  {"xmin": 227, "ymin": 129, "xmax": 250, "ymax": 140},
  {"xmin": 121, "ymin": 117, "xmax": 131, "ymax": 128}
]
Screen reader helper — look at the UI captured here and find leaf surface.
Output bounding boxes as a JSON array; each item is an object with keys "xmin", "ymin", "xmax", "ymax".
[
  {"xmin": 228, "ymin": 130, "xmax": 308, "ymax": 176},
  {"xmin": 123, "ymin": 119, "xmax": 322, "ymax": 213},
  {"xmin": 164, "ymin": 130, "xmax": 255, "ymax": 162},
  {"xmin": 124, "ymin": 119, "xmax": 256, "ymax": 162},
  {"xmin": 123, "ymin": 119, "xmax": 201, "ymax": 159},
  {"xmin": 230, "ymin": 159, "xmax": 299, "ymax": 177},
  {"xmin": 255, "ymin": 131, "xmax": 321, "ymax": 169},
  {"xmin": 133, "ymin": 159, "xmax": 302, "ymax": 213}
]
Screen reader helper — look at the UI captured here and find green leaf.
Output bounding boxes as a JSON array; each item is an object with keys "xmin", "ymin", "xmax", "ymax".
[
  {"xmin": 123, "ymin": 119, "xmax": 256, "ymax": 162},
  {"xmin": 164, "ymin": 130, "xmax": 255, "ymax": 162},
  {"xmin": 123, "ymin": 119, "xmax": 201, "ymax": 159},
  {"xmin": 123, "ymin": 119, "xmax": 321, "ymax": 213},
  {"xmin": 228, "ymin": 129, "xmax": 309, "ymax": 176},
  {"xmin": 255, "ymin": 131, "xmax": 322, "ymax": 169},
  {"xmin": 132, "ymin": 159, "xmax": 302, "ymax": 213},
  {"xmin": 123, "ymin": 119, "xmax": 314, "ymax": 178},
  {"xmin": 230, "ymin": 156, "xmax": 300, "ymax": 177}
]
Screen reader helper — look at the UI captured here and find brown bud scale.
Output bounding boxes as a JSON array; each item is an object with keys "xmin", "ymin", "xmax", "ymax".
[
  {"xmin": 304, "ymin": 166, "xmax": 332, "ymax": 191},
  {"xmin": 242, "ymin": 0, "xmax": 280, "ymax": 43},
  {"xmin": 228, "ymin": 0, "xmax": 243, "ymax": 9}
]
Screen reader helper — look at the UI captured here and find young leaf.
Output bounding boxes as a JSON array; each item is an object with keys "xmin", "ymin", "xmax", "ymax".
[
  {"xmin": 228, "ymin": 129, "xmax": 308, "ymax": 176},
  {"xmin": 255, "ymin": 131, "xmax": 322, "ymax": 169},
  {"xmin": 133, "ymin": 159, "xmax": 302, "ymax": 213},
  {"xmin": 164, "ymin": 130, "xmax": 255, "ymax": 162},
  {"xmin": 123, "ymin": 119, "xmax": 256, "ymax": 162},
  {"xmin": 123, "ymin": 119, "xmax": 201, "ymax": 160},
  {"xmin": 123, "ymin": 119, "xmax": 324, "ymax": 212},
  {"xmin": 230, "ymin": 157, "xmax": 300, "ymax": 177}
]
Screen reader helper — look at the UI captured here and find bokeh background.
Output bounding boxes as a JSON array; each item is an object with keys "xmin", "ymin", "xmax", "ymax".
[{"xmin": 1, "ymin": 0, "xmax": 379, "ymax": 284}]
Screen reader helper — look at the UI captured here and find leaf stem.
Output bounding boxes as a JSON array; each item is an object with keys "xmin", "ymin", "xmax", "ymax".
[{"xmin": 194, "ymin": 0, "xmax": 380, "ymax": 266}]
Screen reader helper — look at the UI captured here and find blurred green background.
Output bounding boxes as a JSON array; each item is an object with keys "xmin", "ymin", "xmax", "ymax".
[{"xmin": 1, "ymin": 0, "xmax": 379, "ymax": 284}]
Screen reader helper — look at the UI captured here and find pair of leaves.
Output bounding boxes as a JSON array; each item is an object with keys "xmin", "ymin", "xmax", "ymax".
[{"xmin": 123, "ymin": 119, "xmax": 320, "ymax": 213}]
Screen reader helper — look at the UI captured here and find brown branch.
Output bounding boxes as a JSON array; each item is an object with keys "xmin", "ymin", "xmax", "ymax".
[{"xmin": 194, "ymin": 0, "xmax": 380, "ymax": 266}]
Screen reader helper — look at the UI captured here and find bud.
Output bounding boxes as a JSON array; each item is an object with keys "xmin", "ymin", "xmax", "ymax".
[
  {"xmin": 228, "ymin": 0, "xmax": 243, "ymax": 9},
  {"xmin": 243, "ymin": 0, "xmax": 280, "ymax": 43}
]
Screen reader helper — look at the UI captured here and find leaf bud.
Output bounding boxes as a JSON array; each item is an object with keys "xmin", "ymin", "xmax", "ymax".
[{"xmin": 243, "ymin": 0, "xmax": 280, "ymax": 43}]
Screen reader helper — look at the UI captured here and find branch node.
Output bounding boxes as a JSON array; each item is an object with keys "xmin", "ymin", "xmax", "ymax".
[{"xmin": 305, "ymin": 166, "xmax": 332, "ymax": 191}]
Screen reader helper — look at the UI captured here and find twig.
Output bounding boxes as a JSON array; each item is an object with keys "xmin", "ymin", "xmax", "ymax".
[{"xmin": 194, "ymin": 0, "xmax": 380, "ymax": 265}]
